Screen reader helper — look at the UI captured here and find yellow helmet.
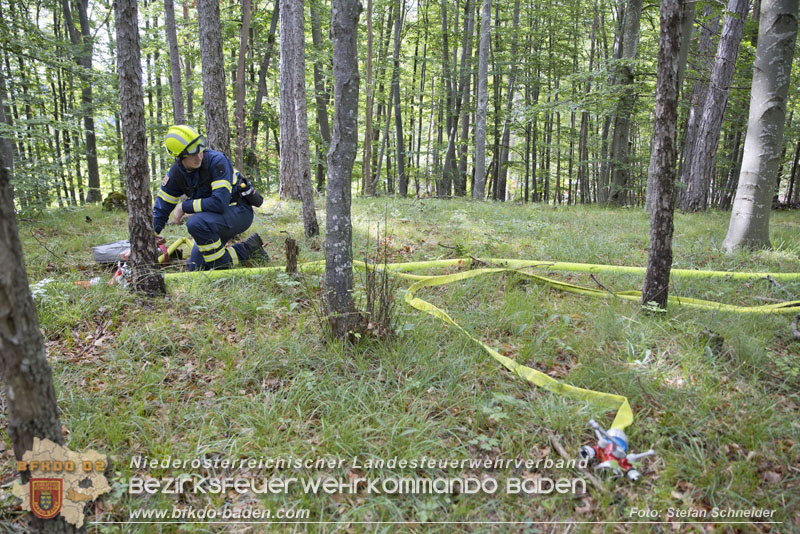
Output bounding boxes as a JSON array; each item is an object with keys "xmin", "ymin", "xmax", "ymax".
[{"xmin": 164, "ymin": 125, "xmax": 205, "ymax": 158}]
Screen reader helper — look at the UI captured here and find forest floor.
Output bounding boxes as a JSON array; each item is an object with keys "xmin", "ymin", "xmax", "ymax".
[{"xmin": 2, "ymin": 197, "xmax": 800, "ymax": 533}]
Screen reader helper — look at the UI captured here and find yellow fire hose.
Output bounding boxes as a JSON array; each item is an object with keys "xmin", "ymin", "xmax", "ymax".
[{"xmin": 165, "ymin": 257, "xmax": 800, "ymax": 430}]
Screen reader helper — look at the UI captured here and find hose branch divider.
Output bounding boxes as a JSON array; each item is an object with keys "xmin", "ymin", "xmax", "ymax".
[{"xmin": 164, "ymin": 257, "xmax": 800, "ymax": 430}]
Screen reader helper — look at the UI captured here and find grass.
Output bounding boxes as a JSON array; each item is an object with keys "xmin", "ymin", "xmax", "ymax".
[{"xmin": 2, "ymin": 197, "xmax": 799, "ymax": 533}]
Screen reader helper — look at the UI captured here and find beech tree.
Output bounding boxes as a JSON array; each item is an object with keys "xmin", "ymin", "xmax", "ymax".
[
  {"xmin": 606, "ymin": 0, "xmax": 642, "ymax": 205},
  {"xmin": 723, "ymin": 0, "xmax": 798, "ymax": 251},
  {"xmin": 682, "ymin": 0, "xmax": 749, "ymax": 212},
  {"xmin": 326, "ymin": 0, "xmax": 361, "ymax": 338},
  {"xmin": 473, "ymin": 0, "xmax": 490, "ymax": 199}
]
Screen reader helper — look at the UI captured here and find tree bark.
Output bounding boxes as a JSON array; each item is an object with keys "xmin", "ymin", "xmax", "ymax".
[
  {"xmin": 457, "ymin": 0, "xmax": 475, "ymax": 196},
  {"xmin": 326, "ymin": 0, "xmax": 361, "ymax": 339},
  {"xmin": 683, "ymin": 0, "xmax": 749, "ymax": 212},
  {"xmin": 607, "ymin": 0, "xmax": 642, "ymax": 205},
  {"xmin": 311, "ymin": 0, "xmax": 332, "ymax": 190},
  {"xmin": 116, "ymin": 0, "xmax": 166, "ymax": 296},
  {"xmin": 642, "ymin": 0, "xmax": 684, "ymax": 309},
  {"xmin": 392, "ymin": 1, "xmax": 407, "ymax": 197},
  {"xmin": 676, "ymin": 3, "xmax": 720, "ymax": 209},
  {"xmin": 198, "ymin": 0, "xmax": 231, "ymax": 157},
  {"xmin": 645, "ymin": 0, "xmax": 695, "ymax": 212},
  {"xmin": 723, "ymin": 0, "xmax": 797, "ymax": 251},
  {"xmin": 61, "ymin": 0, "xmax": 101, "ymax": 203},
  {"xmin": 165, "ymin": 0, "xmax": 185, "ymax": 124},
  {"xmin": 496, "ymin": 0, "xmax": 521, "ymax": 202},
  {"xmin": 234, "ymin": 0, "xmax": 252, "ymax": 171},
  {"xmin": 249, "ymin": 1, "xmax": 279, "ymax": 170},
  {"xmin": 280, "ymin": 0, "xmax": 319, "ymax": 237},
  {"xmin": 473, "ymin": 0, "xmax": 490, "ymax": 199}
]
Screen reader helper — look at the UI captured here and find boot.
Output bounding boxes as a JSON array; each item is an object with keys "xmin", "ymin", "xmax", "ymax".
[{"xmin": 242, "ymin": 232, "xmax": 269, "ymax": 262}]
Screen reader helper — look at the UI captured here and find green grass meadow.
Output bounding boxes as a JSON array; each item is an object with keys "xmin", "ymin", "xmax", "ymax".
[{"xmin": 2, "ymin": 197, "xmax": 799, "ymax": 533}]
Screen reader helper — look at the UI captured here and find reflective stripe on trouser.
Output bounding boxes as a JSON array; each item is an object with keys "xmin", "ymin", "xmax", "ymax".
[{"xmin": 186, "ymin": 204, "xmax": 254, "ymax": 271}]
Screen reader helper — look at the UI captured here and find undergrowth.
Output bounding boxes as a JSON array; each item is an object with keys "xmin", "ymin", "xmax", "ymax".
[{"xmin": 1, "ymin": 197, "xmax": 798, "ymax": 533}]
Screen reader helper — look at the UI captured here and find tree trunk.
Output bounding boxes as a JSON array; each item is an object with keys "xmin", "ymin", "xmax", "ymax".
[
  {"xmin": 165, "ymin": 0, "xmax": 185, "ymax": 124},
  {"xmin": 183, "ymin": 1, "xmax": 194, "ymax": 122},
  {"xmin": 391, "ymin": 0, "xmax": 407, "ymax": 197},
  {"xmin": 61, "ymin": 0, "xmax": 100, "ymax": 203},
  {"xmin": 280, "ymin": 0, "xmax": 319, "ymax": 237},
  {"xmin": 116, "ymin": 0, "xmax": 166, "ymax": 296},
  {"xmin": 361, "ymin": 0, "xmax": 375, "ymax": 195},
  {"xmin": 642, "ymin": 0, "xmax": 684, "ymax": 309},
  {"xmin": 457, "ymin": 0, "xmax": 475, "ymax": 196},
  {"xmin": 0, "ymin": 161, "xmax": 80, "ymax": 533},
  {"xmin": 249, "ymin": 1, "xmax": 279, "ymax": 171},
  {"xmin": 198, "ymin": 0, "xmax": 231, "ymax": 157},
  {"xmin": 723, "ymin": 0, "xmax": 797, "ymax": 251},
  {"xmin": 676, "ymin": 3, "xmax": 720, "ymax": 209},
  {"xmin": 496, "ymin": 0, "xmax": 520, "ymax": 202},
  {"xmin": 607, "ymin": 0, "xmax": 642, "ymax": 205},
  {"xmin": 234, "ymin": 0, "xmax": 252, "ymax": 171},
  {"xmin": 473, "ymin": 0, "xmax": 490, "ymax": 199},
  {"xmin": 683, "ymin": 0, "xmax": 749, "ymax": 212},
  {"xmin": 326, "ymin": 0, "xmax": 361, "ymax": 339},
  {"xmin": 311, "ymin": 0, "xmax": 332, "ymax": 190},
  {"xmin": 645, "ymin": 0, "xmax": 694, "ymax": 212}
]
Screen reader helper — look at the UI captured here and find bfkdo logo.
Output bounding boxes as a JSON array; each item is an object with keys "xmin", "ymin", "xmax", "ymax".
[{"xmin": 30, "ymin": 479, "xmax": 63, "ymax": 520}]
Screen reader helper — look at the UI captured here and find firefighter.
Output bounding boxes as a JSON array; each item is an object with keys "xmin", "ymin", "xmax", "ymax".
[{"xmin": 154, "ymin": 125, "xmax": 266, "ymax": 271}]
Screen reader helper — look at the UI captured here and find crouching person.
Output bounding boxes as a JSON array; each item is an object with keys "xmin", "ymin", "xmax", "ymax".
[{"xmin": 154, "ymin": 125, "xmax": 267, "ymax": 271}]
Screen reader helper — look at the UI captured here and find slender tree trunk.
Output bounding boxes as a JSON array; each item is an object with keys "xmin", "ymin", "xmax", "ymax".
[
  {"xmin": 473, "ymin": 0, "xmax": 490, "ymax": 199},
  {"xmin": 183, "ymin": 1, "xmax": 194, "ymax": 122},
  {"xmin": 198, "ymin": 0, "xmax": 231, "ymax": 157},
  {"xmin": 326, "ymin": 0, "xmax": 362, "ymax": 338},
  {"xmin": 724, "ymin": 0, "xmax": 797, "ymax": 250},
  {"xmin": 62, "ymin": 0, "xmax": 101, "ymax": 203},
  {"xmin": 607, "ymin": 0, "xmax": 643, "ymax": 205},
  {"xmin": 642, "ymin": 0, "xmax": 683, "ymax": 309},
  {"xmin": 311, "ymin": 0, "xmax": 332, "ymax": 191},
  {"xmin": 456, "ymin": 0, "xmax": 475, "ymax": 196},
  {"xmin": 392, "ymin": 0, "xmax": 407, "ymax": 196},
  {"xmin": 684, "ymin": 0, "xmax": 749, "ymax": 212},
  {"xmin": 234, "ymin": 0, "xmax": 252, "ymax": 171},
  {"xmin": 676, "ymin": 3, "xmax": 720, "ymax": 209},
  {"xmin": 361, "ymin": 0, "xmax": 375, "ymax": 195},
  {"xmin": 165, "ymin": 0, "xmax": 185, "ymax": 124},
  {"xmin": 645, "ymin": 0, "xmax": 694, "ymax": 212},
  {"xmin": 249, "ymin": 0, "xmax": 279, "ymax": 172},
  {"xmin": 438, "ymin": 0, "xmax": 457, "ymax": 196},
  {"xmin": 496, "ymin": 0, "xmax": 520, "ymax": 202},
  {"xmin": 115, "ymin": 0, "xmax": 166, "ymax": 296},
  {"xmin": 280, "ymin": 0, "xmax": 319, "ymax": 237},
  {"xmin": 786, "ymin": 136, "xmax": 800, "ymax": 206}
]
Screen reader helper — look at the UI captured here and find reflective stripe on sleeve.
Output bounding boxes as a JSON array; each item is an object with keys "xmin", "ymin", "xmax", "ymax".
[
  {"xmin": 157, "ymin": 190, "xmax": 181, "ymax": 204},
  {"xmin": 211, "ymin": 180, "xmax": 232, "ymax": 191},
  {"xmin": 193, "ymin": 199, "xmax": 203, "ymax": 212}
]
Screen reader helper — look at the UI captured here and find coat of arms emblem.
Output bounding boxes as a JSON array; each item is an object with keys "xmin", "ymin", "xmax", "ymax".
[{"xmin": 30, "ymin": 479, "xmax": 63, "ymax": 520}]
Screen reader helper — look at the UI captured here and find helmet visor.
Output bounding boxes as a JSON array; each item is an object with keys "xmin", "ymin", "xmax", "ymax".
[{"xmin": 178, "ymin": 135, "xmax": 206, "ymax": 158}]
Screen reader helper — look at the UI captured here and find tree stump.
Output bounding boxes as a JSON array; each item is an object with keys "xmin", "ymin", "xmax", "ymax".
[{"xmin": 285, "ymin": 236, "xmax": 298, "ymax": 274}]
